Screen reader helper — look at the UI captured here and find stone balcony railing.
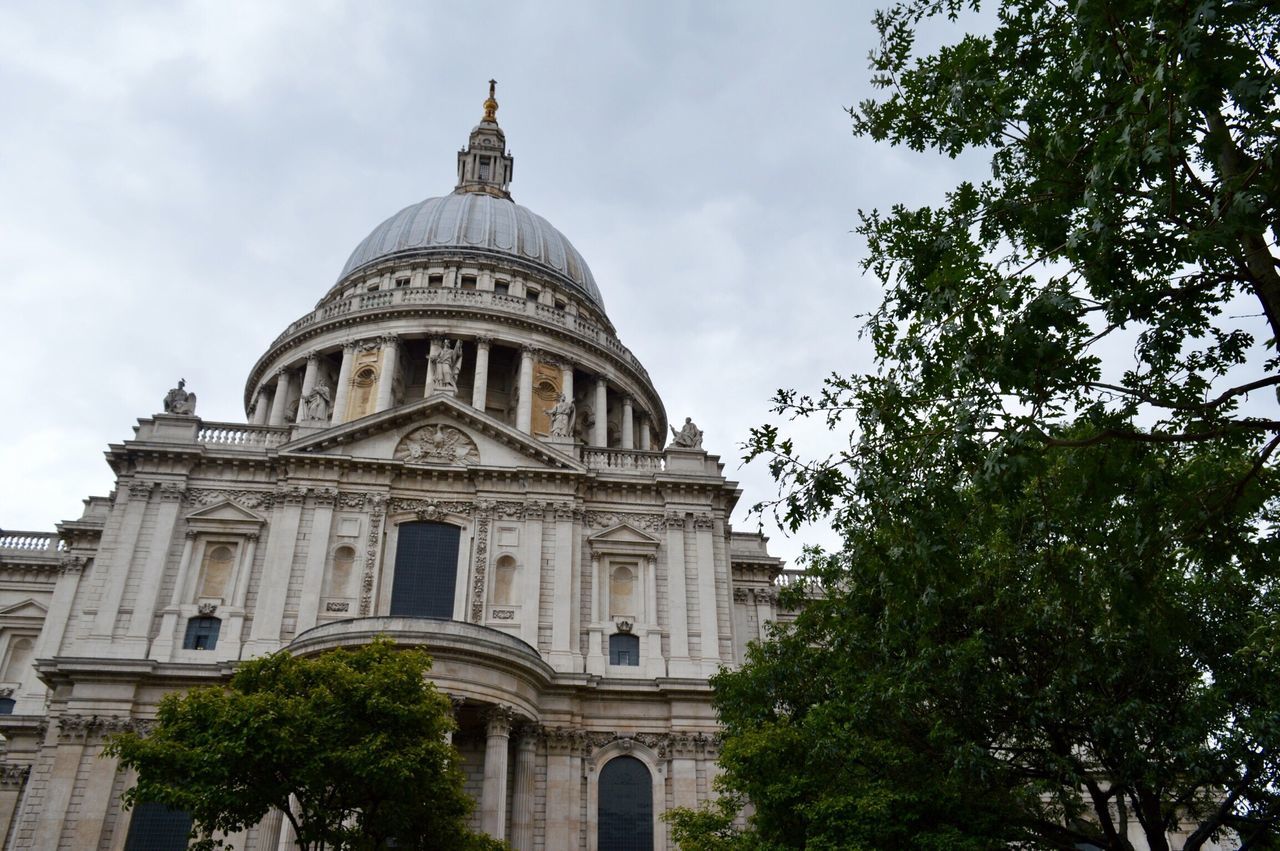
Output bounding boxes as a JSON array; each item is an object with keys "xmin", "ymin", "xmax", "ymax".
[
  {"xmin": 196, "ymin": 422, "xmax": 291, "ymax": 449},
  {"xmin": 0, "ymin": 531, "xmax": 63, "ymax": 555},
  {"xmin": 582, "ymin": 448, "xmax": 666, "ymax": 473},
  {"xmin": 270, "ymin": 286, "xmax": 651, "ymax": 381}
]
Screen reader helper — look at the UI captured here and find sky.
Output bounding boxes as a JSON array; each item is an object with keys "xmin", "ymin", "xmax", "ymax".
[{"xmin": 0, "ymin": 1, "xmax": 983, "ymax": 566}]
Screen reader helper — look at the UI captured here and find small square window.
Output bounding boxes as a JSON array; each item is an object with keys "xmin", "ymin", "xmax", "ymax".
[
  {"xmin": 526, "ymin": 288, "xmax": 540, "ymax": 302},
  {"xmin": 428, "ymin": 275, "xmax": 443, "ymax": 287},
  {"xmin": 460, "ymin": 276, "xmax": 477, "ymax": 290},
  {"xmin": 395, "ymin": 277, "xmax": 410, "ymax": 288},
  {"xmin": 367, "ymin": 282, "xmax": 379, "ymax": 292},
  {"xmin": 494, "ymin": 281, "xmax": 510, "ymax": 296},
  {"xmin": 609, "ymin": 633, "xmax": 640, "ymax": 666},
  {"xmin": 183, "ymin": 616, "xmax": 221, "ymax": 651}
]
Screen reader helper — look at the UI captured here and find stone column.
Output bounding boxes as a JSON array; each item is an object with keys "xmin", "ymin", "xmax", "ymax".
[
  {"xmin": 294, "ymin": 490, "xmax": 336, "ymax": 634},
  {"xmin": 127, "ymin": 483, "xmax": 185, "ymax": 647},
  {"xmin": 480, "ymin": 707, "xmax": 513, "ymax": 840},
  {"xmin": 543, "ymin": 732, "xmax": 581, "ymax": 849},
  {"xmin": 509, "ymin": 727, "xmax": 537, "ymax": 851},
  {"xmin": 443, "ymin": 695, "xmax": 465, "ymax": 745},
  {"xmin": 267, "ymin": 368, "xmax": 292, "ymax": 426},
  {"xmin": 471, "ymin": 336, "xmax": 492, "ymax": 410},
  {"xmin": 694, "ymin": 514, "xmax": 720, "ymax": 665},
  {"xmin": 295, "ymin": 355, "xmax": 319, "ymax": 424},
  {"xmin": 593, "ymin": 377, "xmax": 608, "ymax": 447},
  {"xmin": 560, "ymin": 361, "xmax": 574, "ymax": 403},
  {"xmin": 424, "ymin": 337, "xmax": 441, "ymax": 397},
  {"xmin": 621, "ymin": 397, "xmax": 634, "ymax": 449},
  {"xmin": 375, "ymin": 335, "xmax": 399, "ymax": 412},
  {"xmin": 330, "ymin": 342, "xmax": 356, "ymax": 425},
  {"xmin": 90, "ymin": 480, "xmax": 151, "ymax": 641},
  {"xmin": 665, "ymin": 513, "xmax": 694, "ymax": 676},
  {"xmin": 252, "ymin": 387, "xmax": 271, "ymax": 425},
  {"xmin": 516, "ymin": 347, "xmax": 534, "ymax": 433},
  {"xmin": 255, "ymin": 808, "xmax": 284, "ymax": 851},
  {"xmin": 639, "ymin": 414, "xmax": 651, "ymax": 451},
  {"xmin": 244, "ymin": 487, "xmax": 305, "ymax": 655}
]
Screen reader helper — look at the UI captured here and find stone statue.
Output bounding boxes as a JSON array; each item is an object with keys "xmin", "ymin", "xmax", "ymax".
[
  {"xmin": 302, "ymin": 384, "xmax": 331, "ymax": 422},
  {"xmin": 545, "ymin": 393, "xmax": 575, "ymax": 438},
  {"xmin": 430, "ymin": 339, "xmax": 464, "ymax": 393},
  {"xmin": 670, "ymin": 417, "xmax": 703, "ymax": 449},
  {"xmin": 163, "ymin": 378, "xmax": 197, "ymax": 415}
]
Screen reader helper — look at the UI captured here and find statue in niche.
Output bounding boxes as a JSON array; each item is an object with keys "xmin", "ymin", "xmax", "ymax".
[
  {"xmin": 670, "ymin": 417, "xmax": 704, "ymax": 449},
  {"xmin": 302, "ymin": 384, "xmax": 331, "ymax": 422},
  {"xmin": 163, "ymin": 378, "xmax": 197, "ymax": 415},
  {"xmin": 430, "ymin": 339, "xmax": 464, "ymax": 393},
  {"xmin": 545, "ymin": 393, "xmax": 576, "ymax": 438}
]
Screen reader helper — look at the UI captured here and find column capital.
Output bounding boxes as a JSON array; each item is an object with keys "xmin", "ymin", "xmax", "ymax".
[
  {"xmin": 378, "ymin": 333, "xmax": 399, "ymax": 347},
  {"xmin": 341, "ymin": 340, "xmax": 359, "ymax": 354},
  {"xmin": 486, "ymin": 704, "xmax": 515, "ymax": 736},
  {"xmin": 519, "ymin": 344, "xmax": 538, "ymax": 357},
  {"xmin": 305, "ymin": 352, "xmax": 321, "ymax": 365},
  {"xmin": 474, "ymin": 334, "xmax": 494, "ymax": 348},
  {"xmin": 273, "ymin": 366, "xmax": 289, "ymax": 378}
]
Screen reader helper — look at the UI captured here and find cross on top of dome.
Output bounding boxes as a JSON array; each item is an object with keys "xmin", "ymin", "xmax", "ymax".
[{"xmin": 456, "ymin": 80, "xmax": 513, "ymax": 200}]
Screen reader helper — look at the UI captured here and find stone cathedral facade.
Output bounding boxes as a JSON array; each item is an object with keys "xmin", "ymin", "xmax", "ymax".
[{"xmin": 0, "ymin": 87, "xmax": 788, "ymax": 850}]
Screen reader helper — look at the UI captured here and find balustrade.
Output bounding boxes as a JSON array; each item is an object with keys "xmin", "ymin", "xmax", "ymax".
[
  {"xmin": 0, "ymin": 531, "xmax": 62, "ymax": 554},
  {"xmin": 582, "ymin": 449, "xmax": 666, "ymax": 473},
  {"xmin": 197, "ymin": 423, "xmax": 291, "ymax": 448}
]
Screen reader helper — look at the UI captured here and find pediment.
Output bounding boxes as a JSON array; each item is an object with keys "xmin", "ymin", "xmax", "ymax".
[
  {"xmin": 185, "ymin": 501, "xmax": 267, "ymax": 525},
  {"xmin": 279, "ymin": 396, "xmax": 585, "ymax": 473},
  {"xmin": 0, "ymin": 599, "xmax": 48, "ymax": 619},
  {"xmin": 587, "ymin": 523, "xmax": 661, "ymax": 555}
]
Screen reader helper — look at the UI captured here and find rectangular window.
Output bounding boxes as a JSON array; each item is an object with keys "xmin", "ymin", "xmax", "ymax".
[
  {"xmin": 124, "ymin": 802, "xmax": 194, "ymax": 851},
  {"xmin": 460, "ymin": 276, "xmax": 477, "ymax": 290},
  {"xmin": 494, "ymin": 280, "xmax": 510, "ymax": 296},
  {"xmin": 428, "ymin": 275, "xmax": 443, "ymax": 287},
  {"xmin": 526, "ymin": 288, "xmax": 540, "ymax": 303},
  {"xmin": 609, "ymin": 633, "xmax": 640, "ymax": 666},
  {"xmin": 479, "ymin": 157, "xmax": 491, "ymax": 180},
  {"xmin": 395, "ymin": 277, "xmax": 410, "ymax": 287},
  {"xmin": 390, "ymin": 522, "xmax": 461, "ymax": 619},
  {"xmin": 183, "ymin": 617, "xmax": 221, "ymax": 650}
]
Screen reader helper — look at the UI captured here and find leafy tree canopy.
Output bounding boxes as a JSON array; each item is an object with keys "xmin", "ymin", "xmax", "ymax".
[
  {"xmin": 671, "ymin": 1, "xmax": 1280, "ymax": 849},
  {"xmin": 106, "ymin": 639, "xmax": 504, "ymax": 851}
]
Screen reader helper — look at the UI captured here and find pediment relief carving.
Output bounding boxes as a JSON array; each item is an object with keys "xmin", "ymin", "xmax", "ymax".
[
  {"xmin": 394, "ymin": 424, "xmax": 480, "ymax": 466},
  {"xmin": 587, "ymin": 522, "xmax": 661, "ymax": 556},
  {"xmin": 184, "ymin": 500, "xmax": 267, "ymax": 526}
]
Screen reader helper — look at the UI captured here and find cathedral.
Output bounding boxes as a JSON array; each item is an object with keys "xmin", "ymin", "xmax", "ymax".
[{"xmin": 0, "ymin": 84, "xmax": 787, "ymax": 850}]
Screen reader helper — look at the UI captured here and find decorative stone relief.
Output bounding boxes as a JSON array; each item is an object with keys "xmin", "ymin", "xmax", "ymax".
[
  {"xmin": 469, "ymin": 509, "xmax": 492, "ymax": 623},
  {"xmin": 491, "ymin": 608, "xmax": 515, "ymax": 620},
  {"xmin": 394, "ymin": 425, "xmax": 480, "ymax": 466},
  {"xmin": 57, "ymin": 714, "xmax": 151, "ymax": 742},
  {"xmin": 187, "ymin": 489, "xmax": 275, "ymax": 511},
  {"xmin": 358, "ymin": 495, "xmax": 388, "ymax": 617},
  {"xmin": 583, "ymin": 511, "xmax": 665, "ymax": 531},
  {"xmin": 389, "ymin": 497, "xmax": 474, "ymax": 518},
  {"xmin": 325, "ymin": 601, "xmax": 350, "ymax": 613},
  {"xmin": 58, "ymin": 555, "xmax": 88, "ymax": 574},
  {"xmin": 0, "ymin": 765, "xmax": 30, "ymax": 788}
]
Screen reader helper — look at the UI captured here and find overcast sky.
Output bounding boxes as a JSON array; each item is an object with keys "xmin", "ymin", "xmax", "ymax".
[{"xmin": 0, "ymin": 1, "xmax": 984, "ymax": 565}]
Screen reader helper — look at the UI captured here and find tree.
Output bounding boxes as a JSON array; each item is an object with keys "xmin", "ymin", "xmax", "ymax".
[
  {"xmin": 671, "ymin": 1, "xmax": 1280, "ymax": 849},
  {"xmin": 105, "ymin": 639, "xmax": 504, "ymax": 851}
]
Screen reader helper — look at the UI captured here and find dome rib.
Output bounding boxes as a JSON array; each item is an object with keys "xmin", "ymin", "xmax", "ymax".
[{"xmin": 338, "ymin": 194, "xmax": 603, "ymax": 309}]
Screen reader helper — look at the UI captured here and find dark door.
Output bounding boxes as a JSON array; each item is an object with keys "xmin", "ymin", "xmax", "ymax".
[
  {"xmin": 598, "ymin": 755, "xmax": 653, "ymax": 851},
  {"xmin": 389, "ymin": 522, "xmax": 461, "ymax": 618}
]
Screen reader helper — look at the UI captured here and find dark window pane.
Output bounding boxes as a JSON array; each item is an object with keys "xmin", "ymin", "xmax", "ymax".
[
  {"xmin": 182, "ymin": 617, "xmax": 221, "ymax": 650},
  {"xmin": 390, "ymin": 522, "xmax": 461, "ymax": 619},
  {"xmin": 0, "ymin": 698, "xmax": 13, "ymax": 715},
  {"xmin": 609, "ymin": 634, "xmax": 640, "ymax": 666},
  {"xmin": 124, "ymin": 801, "xmax": 193, "ymax": 851},
  {"xmin": 598, "ymin": 756, "xmax": 652, "ymax": 851}
]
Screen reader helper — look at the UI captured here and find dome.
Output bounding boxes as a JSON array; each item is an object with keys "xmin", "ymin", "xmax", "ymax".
[{"xmin": 337, "ymin": 193, "xmax": 605, "ymax": 309}]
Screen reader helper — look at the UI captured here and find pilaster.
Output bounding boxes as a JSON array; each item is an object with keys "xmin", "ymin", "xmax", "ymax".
[{"xmin": 244, "ymin": 486, "xmax": 306, "ymax": 655}]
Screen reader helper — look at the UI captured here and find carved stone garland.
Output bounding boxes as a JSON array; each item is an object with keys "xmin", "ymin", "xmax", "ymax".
[
  {"xmin": 469, "ymin": 508, "xmax": 492, "ymax": 623},
  {"xmin": 358, "ymin": 495, "xmax": 388, "ymax": 616}
]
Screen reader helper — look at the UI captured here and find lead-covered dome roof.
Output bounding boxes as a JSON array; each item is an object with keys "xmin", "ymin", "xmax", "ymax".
[{"xmin": 337, "ymin": 192, "xmax": 604, "ymax": 310}]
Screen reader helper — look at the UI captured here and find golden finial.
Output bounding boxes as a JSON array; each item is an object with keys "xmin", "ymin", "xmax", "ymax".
[{"xmin": 482, "ymin": 79, "xmax": 499, "ymax": 122}]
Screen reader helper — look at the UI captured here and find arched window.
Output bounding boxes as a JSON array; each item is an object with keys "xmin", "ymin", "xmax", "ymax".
[
  {"xmin": 183, "ymin": 617, "xmax": 221, "ymax": 651},
  {"xmin": 198, "ymin": 544, "xmax": 235, "ymax": 599},
  {"xmin": 390, "ymin": 522, "xmax": 461, "ymax": 619},
  {"xmin": 609, "ymin": 633, "xmax": 640, "ymax": 666},
  {"xmin": 493, "ymin": 555, "xmax": 518, "ymax": 606},
  {"xmin": 2, "ymin": 637, "xmax": 34, "ymax": 682},
  {"xmin": 124, "ymin": 801, "xmax": 193, "ymax": 851},
  {"xmin": 598, "ymin": 755, "xmax": 653, "ymax": 850}
]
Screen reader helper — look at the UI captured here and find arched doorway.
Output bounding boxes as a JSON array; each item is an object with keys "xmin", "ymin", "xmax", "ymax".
[
  {"xmin": 389, "ymin": 521, "xmax": 461, "ymax": 618},
  {"xmin": 597, "ymin": 755, "xmax": 653, "ymax": 851}
]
